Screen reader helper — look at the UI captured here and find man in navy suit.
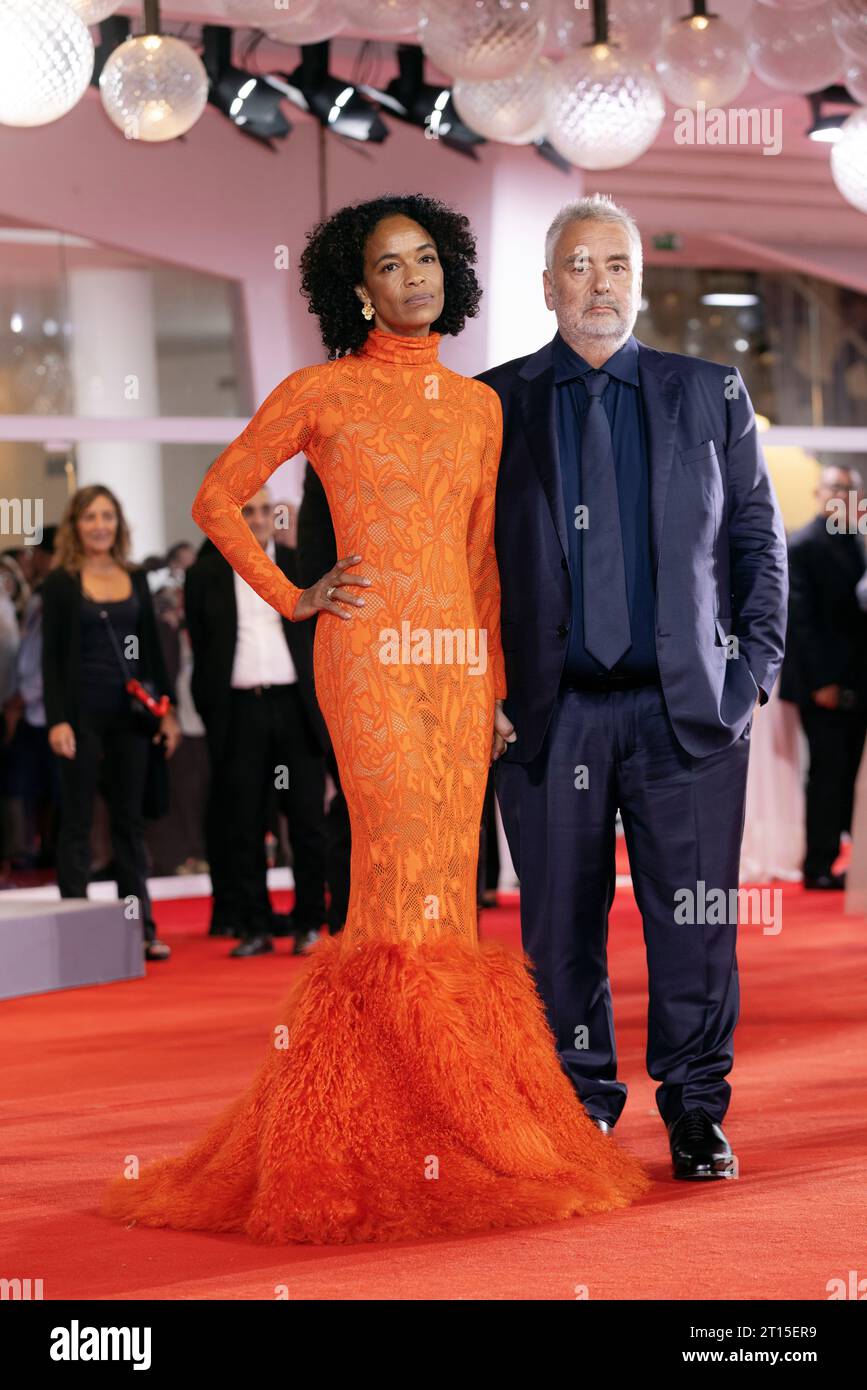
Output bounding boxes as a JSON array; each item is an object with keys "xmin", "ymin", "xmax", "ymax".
[{"xmin": 481, "ymin": 194, "xmax": 788, "ymax": 1180}]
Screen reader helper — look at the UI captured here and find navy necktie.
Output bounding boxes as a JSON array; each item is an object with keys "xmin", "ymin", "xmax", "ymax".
[{"xmin": 580, "ymin": 370, "xmax": 631, "ymax": 670}]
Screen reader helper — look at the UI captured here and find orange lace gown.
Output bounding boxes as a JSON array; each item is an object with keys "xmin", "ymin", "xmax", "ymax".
[{"xmin": 101, "ymin": 327, "xmax": 650, "ymax": 1243}]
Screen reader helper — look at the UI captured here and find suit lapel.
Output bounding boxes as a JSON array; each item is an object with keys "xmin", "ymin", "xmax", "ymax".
[
  {"xmin": 516, "ymin": 344, "xmax": 568, "ymax": 562},
  {"xmin": 637, "ymin": 343, "xmax": 682, "ymax": 578}
]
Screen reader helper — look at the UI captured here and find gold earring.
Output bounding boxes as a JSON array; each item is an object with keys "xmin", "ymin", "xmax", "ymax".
[{"xmin": 361, "ymin": 299, "xmax": 374, "ymax": 321}]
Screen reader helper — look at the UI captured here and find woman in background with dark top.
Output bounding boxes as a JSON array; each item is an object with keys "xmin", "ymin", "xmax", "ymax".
[{"xmin": 41, "ymin": 486, "xmax": 180, "ymax": 961}]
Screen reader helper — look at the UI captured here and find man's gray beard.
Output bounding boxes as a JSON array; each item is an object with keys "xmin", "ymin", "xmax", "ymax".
[{"xmin": 556, "ymin": 301, "xmax": 638, "ymax": 352}]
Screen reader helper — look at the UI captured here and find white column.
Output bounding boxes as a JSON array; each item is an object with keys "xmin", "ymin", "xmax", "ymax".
[
  {"xmin": 485, "ymin": 145, "xmax": 585, "ymax": 365},
  {"xmin": 67, "ymin": 268, "xmax": 165, "ymax": 559}
]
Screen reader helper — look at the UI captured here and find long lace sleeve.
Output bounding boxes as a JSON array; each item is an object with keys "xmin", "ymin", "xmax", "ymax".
[
  {"xmin": 467, "ymin": 388, "xmax": 507, "ymax": 701},
  {"xmin": 191, "ymin": 365, "xmax": 322, "ymax": 620}
]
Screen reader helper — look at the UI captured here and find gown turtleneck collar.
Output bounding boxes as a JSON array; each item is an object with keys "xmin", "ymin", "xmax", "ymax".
[{"xmin": 358, "ymin": 325, "xmax": 441, "ymax": 365}]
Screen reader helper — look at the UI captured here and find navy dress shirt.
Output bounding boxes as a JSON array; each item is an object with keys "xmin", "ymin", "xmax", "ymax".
[{"xmin": 553, "ymin": 330, "xmax": 659, "ymax": 683}]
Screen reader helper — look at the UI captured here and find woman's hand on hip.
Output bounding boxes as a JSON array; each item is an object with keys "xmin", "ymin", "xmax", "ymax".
[
  {"xmin": 292, "ymin": 555, "xmax": 371, "ymax": 622},
  {"xmin": 49, "ymin": 722, "xmax": 76, "ymax": 759}
]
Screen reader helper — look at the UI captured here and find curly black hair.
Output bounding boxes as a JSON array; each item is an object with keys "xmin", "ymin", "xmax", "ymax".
[{"xmin": 299, "ymin": 194, "xmax": 482, "ymax": 359}]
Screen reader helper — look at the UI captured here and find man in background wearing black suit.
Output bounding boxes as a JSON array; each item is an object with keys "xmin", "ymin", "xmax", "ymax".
[
  {"xmin": 295, "ymin": 461, "xmax": 351, "ymax": 937},
  {"xmin": 185, "ymin": 486, "xmax": 329, "ymax": 956},
  {"xmin": 780, "ymin": 466, "xmax": 867, "ymax": 889}
]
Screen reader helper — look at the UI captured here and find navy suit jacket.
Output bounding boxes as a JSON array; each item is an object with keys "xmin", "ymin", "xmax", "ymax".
[{"xmin": 477, "ymin": 335, "xmax": 789, "ymax": 762}]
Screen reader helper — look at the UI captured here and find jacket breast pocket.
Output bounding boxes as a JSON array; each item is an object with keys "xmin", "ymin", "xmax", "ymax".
[{"xmin": 679, "ymin": 440, "xmax": 719, "ymax": 466}]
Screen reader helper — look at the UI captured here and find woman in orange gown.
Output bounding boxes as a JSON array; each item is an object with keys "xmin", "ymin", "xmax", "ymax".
[{"xmin": 102, "ymin": 195, "xmax": 650, "ymax": 1244}]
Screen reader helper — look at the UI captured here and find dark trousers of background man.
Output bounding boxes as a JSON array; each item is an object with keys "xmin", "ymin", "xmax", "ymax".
[
  {"xmin": 212, "ymin": 683, "xmax": 328, "ymax": 940},
  {"xmin": 55, "ymin": 707, "xmax": 157, "ymax": 943},
  {"xmin": 320, "ymin": 743, "xmax": 350, "ymax": 933},
  {"xmin": 496, "ymin": 681, "xmax": 751, "ymax": 1130},
  {"xmin": 798, "ymin": 704, "xmax": 867, "ymax": 879}
]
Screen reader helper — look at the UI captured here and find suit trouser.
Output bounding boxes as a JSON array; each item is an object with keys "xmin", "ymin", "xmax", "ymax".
[
  {"xmin": 55, "ymin": 705, "xmax": 156, "ymax": 942},
  {"xmin": 225, "ymin": 683, "xmax": 328, "ymax": 939},
  {"xmin": 798, "ymin": 704, "xmax": 867, "ymax": 879},
  {"xmin": 204, "ymin": 739, "xmax": 239, "ymax": 930},
  {"xmin": 495, "ymin": 682, "xmax": 750, "ymax": 1128}
]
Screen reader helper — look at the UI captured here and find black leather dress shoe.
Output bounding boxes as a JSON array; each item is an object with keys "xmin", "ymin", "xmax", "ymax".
[
  {"xmin": 229, "ymin": 935, "xmax": 274, "ymax": 958},
  {"xmin": 590, "ymin": 1117, "xmax": 613, "ymax": 1135},
  {"xmin": 669, "ymin": 1109, "xmax": 736, "ymax": 1179},
  {"xmin": 803, "ymin": 872, "xmax": 846, "ymax": 890}
]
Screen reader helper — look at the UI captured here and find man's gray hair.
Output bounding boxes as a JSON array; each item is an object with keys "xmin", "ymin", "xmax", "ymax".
[{"xmin": 544, "ymin": 194, "xmax": 643, "ymax": 275}]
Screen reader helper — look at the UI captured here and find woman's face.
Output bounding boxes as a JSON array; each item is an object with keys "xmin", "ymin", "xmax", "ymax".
[
  {"xmin": 355, "ymin": 214, "xmax": 445, "ymax": 336},
  {"xmin": 77, "ymin": 495, "xmax": 118, "ymax": 558}
]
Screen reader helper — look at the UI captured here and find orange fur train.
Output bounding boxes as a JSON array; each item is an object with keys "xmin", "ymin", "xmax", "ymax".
[
  {"xmin": 101, "ymin": 326, "xmax": 650, "ymax": 1243},
  {"xmin": 102, "ymin": 934, "xmax": 650, "ymax": 1243}
]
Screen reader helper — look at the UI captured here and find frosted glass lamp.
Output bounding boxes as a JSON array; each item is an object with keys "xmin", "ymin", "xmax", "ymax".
[
  {"xmin": 222, "ymin": 0, "xmax": 319, "ymax": 24},
  {"xmin": 339, "ymin": 0, "xmax": 420, "ymax": 35},
  {"xmin": 0, "ymin": 0, "xmax": 94, "ymax": 127},
  {"xmin": 418, "ymin": 0, "xmax": 548, "ymax": 82},
  {"xmin": 832, "ymin": 0, "xmax": 867, "ymax": 62},
  {"xmin": 747, "ymin": 2, "xmax": 843, "ymax": 93},
  {"xmin": 545, "ymin": 44, "xmax": 665, "ymax": 170},
  {"xmin": 452, "ymin": 57, "xmax": 548, "ymax": 141},
  {"xmin": 844, "ymin": 58, "xmax": 867, "ymax": 100},
  {"xmin": 754, "ymin": 0, "xmax": 820, "ymax": 10},
  {"xmin": 268, "ymin": 0, "xmax": 347, "ymax": 41},
  {"xmin": 552, "ymin": 0, "xmax": 667, "ymax": 59},
  {"xmin": 655, "ymin": 14, "xmax": 750, "ymax": 109},
  {"xmin": 68, "ymin": 0, "xmax": 123, "ymax": 23},
  {"xmin": 831, "ymin": 105, "xmax": 867, "ymax": 213},
  {"xmin": 99, "ymin": 33, "xmax": 209, "ymax": 142}
]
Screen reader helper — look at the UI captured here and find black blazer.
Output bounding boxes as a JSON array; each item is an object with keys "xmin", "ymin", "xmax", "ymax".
[
  {"xmin": 41, "ymin": 566, "xmax": 175, "ymax": 732},
  {"xmin": 779, "ymin": 515, "xmax": 867, "ymax": 707},
  {"xmin": 184, "ymin": 540, "xmax": 327, "ymax": 761}
]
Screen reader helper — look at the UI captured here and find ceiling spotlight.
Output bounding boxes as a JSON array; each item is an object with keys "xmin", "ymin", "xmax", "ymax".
[
  {"xmin": 359, "ymin": 44, "xmax": 483, "ymax": 157},
  {"xmin": 267, "ymin": 41, "xmax": 388, "ymax": 143},
  {"xmin": 531, "ymin": 136, "xmax": 572, "ymax": 173},
  {"xmin": 805, "ymin": 85, "xmax": 858, "ymax": 143},
  {"xmin": 807, "ymin": 115, "xmax": 846, "ymax": 143},
  {"xmin": 202, "ymin": 25, "xmax": 291, "ymax": 145}
]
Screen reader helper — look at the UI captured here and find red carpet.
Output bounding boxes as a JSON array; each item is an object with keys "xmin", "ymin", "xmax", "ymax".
[{"xmin": 3, "ymin": 880, "xmax": 865, "ymax": 1300}]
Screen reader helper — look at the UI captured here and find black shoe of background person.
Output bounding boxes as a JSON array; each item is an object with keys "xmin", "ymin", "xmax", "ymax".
[
  {"xmin": 589, "ymin": 1117, "xmax": 613, "ymax": 1135},
  {"xmin": 208, "ymin": 924, "xmax": 239, "ymax": 937},
  {"xmin": 668, "ymin": 1109, "xmax": 736, "ymax": 1180},
  {"xmin": 229, "ymin": 934, "xmax": 274, "ymax": 958},
  {"xmin": 271, "ymin": 909, "xmax": 324, "ymax": 937},
  {"xmin": 803, "ymin": 872, "xmax": 847, "ymax": 890}
]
